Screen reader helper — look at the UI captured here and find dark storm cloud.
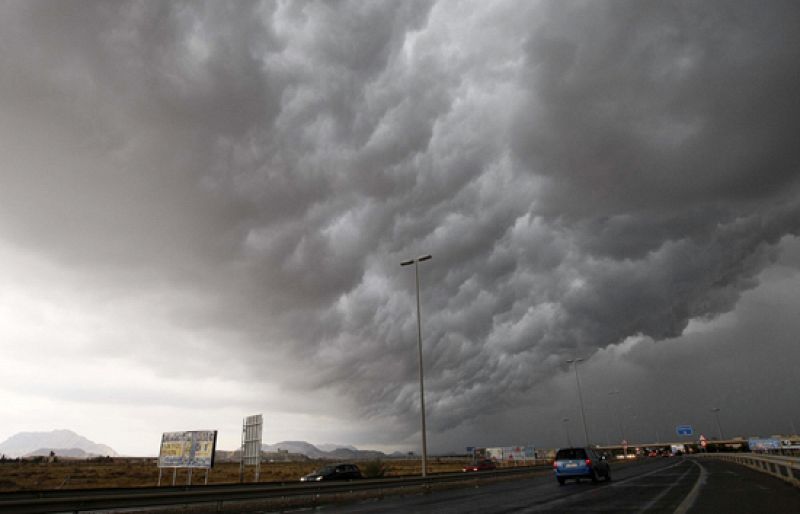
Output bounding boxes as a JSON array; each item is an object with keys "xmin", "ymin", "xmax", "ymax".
[
  {"xmin": 515, "ymin": 0, "xmax": 800, "ymax": 217},
  {"xmin": 1, "ymin": 0, "xmax": 799, "ymax": 446}
]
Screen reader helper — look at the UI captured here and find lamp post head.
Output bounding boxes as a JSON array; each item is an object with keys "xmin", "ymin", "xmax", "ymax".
[{"xmin": 401, "ymin": 255, "xmax": 433, "ymax": 266}]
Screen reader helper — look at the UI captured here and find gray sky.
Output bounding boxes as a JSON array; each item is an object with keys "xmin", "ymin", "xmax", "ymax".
[{"xmin": 1, "ymin": 0, "xmax": 798, "ymax": 456}]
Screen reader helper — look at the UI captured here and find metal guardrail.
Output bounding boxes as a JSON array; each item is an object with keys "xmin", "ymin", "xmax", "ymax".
[
  {"xmin": 0, "ymin": 465, "xmax": 544, "ymax": 513},
  {"xmin": 695, "ymin": 452, "xmax": 800, "ymax": 487}
]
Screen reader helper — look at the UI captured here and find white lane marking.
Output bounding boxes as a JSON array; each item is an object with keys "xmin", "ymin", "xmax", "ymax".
[
  {"xmin": 635, "ymin": 464, "xmax": 693, "ymax": 513},
  {"xmin": 673, "ymin": 459, "xmax": 707, "ymax": 514},
  {"xmin": 607, "ymin": 460, "xmax": 685, "ymax": 488},
  {"xmin": 516, "ymin": 461, "xmax": 685, "ymax": 512}
]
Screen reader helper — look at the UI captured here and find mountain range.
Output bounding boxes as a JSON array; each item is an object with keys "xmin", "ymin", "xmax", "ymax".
[
  {"xmin": 261, "ymin": 440, "xmax": 386, "ymax": 460},
  {"xmin": 0, "ymin": 429, "xmax": 118, "ymax": 459},
  {"xmin": 0, "ymin": 430, "xmax": 395, "ymax": 460}
]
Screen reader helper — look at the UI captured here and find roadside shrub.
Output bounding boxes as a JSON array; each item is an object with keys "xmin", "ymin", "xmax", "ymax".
[{"xmin": 361, "ymin": 459, "xmax": 387, "ymax": 478}]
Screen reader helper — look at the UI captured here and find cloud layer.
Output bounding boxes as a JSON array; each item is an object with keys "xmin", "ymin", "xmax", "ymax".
[{"xmin": 1, "ymin": 0, "xmax": 798, "ymax": 452}]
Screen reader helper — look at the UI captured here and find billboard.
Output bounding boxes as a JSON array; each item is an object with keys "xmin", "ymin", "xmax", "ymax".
[
  {"xmin": 485, "ymin": 447, "xmax": 504, "ymax": 461},
  {"xmin": 158, "ymin": 431, "xmax": 218, "ymax": 469},
  {"xmin": 483, "ymin": 446, "xmax": 536, "ymax": 461},
  {"xmin": 505, "ymin": 446, "xmax": 530, "ymax": 460},
  {"xmin": 748, "ymin": 438, "xmax": 782, "ymax": 451}
]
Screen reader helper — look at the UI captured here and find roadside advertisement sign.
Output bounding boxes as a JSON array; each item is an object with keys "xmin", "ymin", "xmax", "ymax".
[
  {"xmin": 158, "ymin": 431, "xmax": 218, "ymax": 469},
  {"xmin": 483, "ymin": 446, "xmax": 536, "ymax": 461},
  {"xmin": 485, "ymin": 447, "xmax": 504, "ymax": 461},
  {"xmin": 505, "ymin": 447, "xmax": 524, "ymax": 460},
  {"xmin": 748, "ymin": 438, "xmax": 782, "ymax": 451}
]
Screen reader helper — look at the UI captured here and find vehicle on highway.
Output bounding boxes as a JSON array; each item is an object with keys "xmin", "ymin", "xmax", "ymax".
[
  {"xmin": 463, "ymin": 459, "xmax": 497, "ymax": 472},
  {"xmin": 553, "ymin": 447, "xmax": 611, "ymax": 485},
  {"xmin": 300, "ymin": 463, "xmax": 363, "ymax": 482}
]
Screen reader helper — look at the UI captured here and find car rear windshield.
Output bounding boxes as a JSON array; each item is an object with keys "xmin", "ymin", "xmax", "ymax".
[{"xmin": 556, "ymin": 449, "xmax": 587, "ymax": 460}]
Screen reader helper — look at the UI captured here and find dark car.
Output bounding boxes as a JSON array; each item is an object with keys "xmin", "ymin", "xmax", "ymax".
[
  {"xmin": 300, "ymin": 463, "xmax": 363, "ymax": 482},
  {"xmin": 463, "ymin": 459, "xmax": 497, "ymax": 472},
  {"xmin": 553, "ymin": 447, "xmax": 611, "ymax": 485}
]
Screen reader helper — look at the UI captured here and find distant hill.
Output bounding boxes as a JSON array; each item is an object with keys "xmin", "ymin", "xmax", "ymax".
[
  {"xmin": 25, "ymin": 447, "xmax": 107, "ymax": 459},
  {"xmin": 316, "ymin": 443, "xmax": 358, "ymax": 452},
  {"xmin": 259, "ymin": 441, "xmax": 386, "ymax": 460},
  {"xmin": 262, "ymin": 441, "xmax": 329, "ymax": 459},
  {"xmin": 0, "ymin": 430, "xmax": 118, "ymax": 459}
]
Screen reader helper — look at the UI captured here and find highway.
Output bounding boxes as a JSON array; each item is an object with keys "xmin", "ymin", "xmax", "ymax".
[
  {"xmin": 321, "ymin": 457, "xmax": 800, "ymax": 513},
  {"xmin": 1, "ymin": 456, "xmax": 798, "ymax": 512}
]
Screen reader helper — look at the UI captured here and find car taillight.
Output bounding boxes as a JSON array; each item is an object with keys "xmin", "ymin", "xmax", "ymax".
[
  {"xmin": 553, "ymin": 461, "xmax": 558, "ymax": 469},
  {"xmin": 585, "ymin": 459, "xmax": 592, "ymax": 467}
]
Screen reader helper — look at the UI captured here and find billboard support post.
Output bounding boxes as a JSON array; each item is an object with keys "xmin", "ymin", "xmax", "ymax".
[{"xmin": 240, "ymin": 414, "xmax": 263, "ymax": 483}]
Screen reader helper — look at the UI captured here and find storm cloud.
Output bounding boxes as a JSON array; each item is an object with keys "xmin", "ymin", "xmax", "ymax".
[{"xmin": 1, "ymin": 0, "xmax": 798, "ymax": 453}]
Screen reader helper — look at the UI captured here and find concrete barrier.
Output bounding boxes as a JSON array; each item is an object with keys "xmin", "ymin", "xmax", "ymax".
[{"xmin": 695, "ymin": 452, "xmax": 800, "ymax": 487}]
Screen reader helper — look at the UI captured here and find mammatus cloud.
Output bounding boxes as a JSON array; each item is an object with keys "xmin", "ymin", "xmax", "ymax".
[{"xmin": 0, "ymin": 0, "xmax": 798, "ymax": 450}]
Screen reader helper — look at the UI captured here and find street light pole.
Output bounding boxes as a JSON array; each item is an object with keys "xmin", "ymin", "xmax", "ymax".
[
  {"xmin": 566, "ymin": 358, "xmax": 590, "ymax": 446},
  {"xmin": 711, "ymin": 408, "xmax": 724, "ymax": 440},
  {"xmin": 562, "ymin": 418, "xmax": 572, "ymax": 447},
  {"xmin": 608, "ymin": 390, "xmax": 627, "ymax": 457},
  {"xmin": 401, "ymin": 254, "xmax": 432, "ymax": 477}
]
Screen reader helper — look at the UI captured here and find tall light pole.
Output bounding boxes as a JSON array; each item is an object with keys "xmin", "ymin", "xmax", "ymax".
[
  {"xmin": 566, "ymin": 358, "xmax": 590, "ymax": 446},
  {"xmin": 562, "ymin": 418, "xmax": 572, "ymax": 447},
  {"xmin": 401, "ymin": 254, "xmax": 432, "ymax": 477},
  {"xmin": 711, "ymin": 407, "xmax": 724, "ymax": 441},
  {"xmin": 608, "ymin": 390, "xmax": 627, "ymax": 457}
]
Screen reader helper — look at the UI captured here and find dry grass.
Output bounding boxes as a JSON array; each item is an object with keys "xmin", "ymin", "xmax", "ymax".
[{"xmin": 0, "ymin": 457, "xmax": 481, "ymax": 492}]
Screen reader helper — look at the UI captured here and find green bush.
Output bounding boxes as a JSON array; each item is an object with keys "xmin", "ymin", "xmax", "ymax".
[{"xmin": 361, "ymin": 459, "xmax": 387, "ymax": 478}]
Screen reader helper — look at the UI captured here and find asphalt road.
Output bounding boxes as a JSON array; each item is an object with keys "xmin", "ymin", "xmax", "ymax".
[{"xmin": 303, "ymin": 457, "xmax": 800, "ymax": 513}]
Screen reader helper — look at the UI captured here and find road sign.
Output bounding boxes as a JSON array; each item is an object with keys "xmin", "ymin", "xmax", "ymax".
[{"xmin": 676, "ymin": 425, "xmax": 693, "ymax": 436}]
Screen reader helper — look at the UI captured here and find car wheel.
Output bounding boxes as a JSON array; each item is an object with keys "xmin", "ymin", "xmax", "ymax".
[{"xmin": 557, "ymin": 477, "xmax": 565, "ymax": 485}]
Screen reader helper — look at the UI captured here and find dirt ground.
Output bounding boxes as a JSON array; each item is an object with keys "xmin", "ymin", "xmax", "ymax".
[{"xmin": 0, "ymin": 457, "xmax": 476, "ymax": 492}]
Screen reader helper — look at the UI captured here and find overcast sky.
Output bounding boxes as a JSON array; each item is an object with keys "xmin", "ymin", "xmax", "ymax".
[{"xmin": 1, "ymin": 0, "xmax": 799, "ymax": 457}]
